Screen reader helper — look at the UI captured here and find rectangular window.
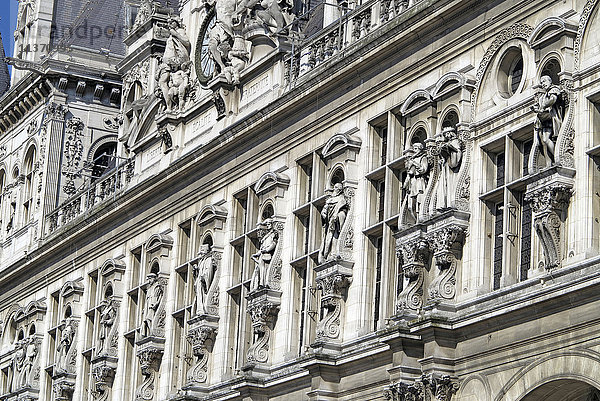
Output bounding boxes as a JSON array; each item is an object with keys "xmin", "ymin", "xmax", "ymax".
[
  {"xmin": 298, "ymin": 266, "xmax": 308, "ymax": 355},
  {"xmin": 493, "ymin": 203, "xmax": 504, "ymax": 290},
  {"xmin": 374, "ymin": 236, "xmax": 383, "ymax": 331},
  {"xmin": 496, "ymin": 152, "xmax": 505, "ymax": 187},
  {"xmin": 178, "ymin": 222, "xmax": 191, "ymax": 265},
  {"xmin": 522, "ymin": 140, "xmax": 533, "ymax": 176},
  {"xmin": 520, "ymin": 194, "xmax": 532, "ymax": 281}
]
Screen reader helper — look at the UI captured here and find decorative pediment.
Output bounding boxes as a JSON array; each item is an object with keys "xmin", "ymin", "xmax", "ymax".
[
  {"xmin": 100, "ymin": 258, "xmax": 126, "ymax": 278},
  {"xmin": 14, "ymin": 300, "xmax": 47, "ymax": 323},
  {"xmin": 145, "ymin": 233, "xmax": 174, "ymax": 254},
  {"xmin": 254, "ymin": 172, "xmax": 290, "ymax": 197},
  {"xmin": 431, "ymin": 72, "xmax": 476, "ymax": 100},
  {"xmin": 60, "ymin": 279, "xmax": 85, "ymax": 299},
  {"xmin": 400, "ymin": 89, "xmax": 433, "ymax": 115},
  {"xmin": 528, "ymin": 17, "xmax": 577, "ymax": 49},
  {"xmin": 321, "ymin": 129, "xmax": 362, "ymax": 162},
  {"xmin": 196, "ymin": 204, "xmax": 228, "ymax": 229}
]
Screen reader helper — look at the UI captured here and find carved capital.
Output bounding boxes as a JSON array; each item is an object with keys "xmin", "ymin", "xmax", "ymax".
[
  {"xmin": 53, "ymin": 380, "xmax": 75, "ymax": 401},
  {"xmin": 187, "ymin": 324, "xmax": 217, "ymax": 353},
  {"xmin": 395, "ymin": 231, "xmax": 429, "ymax": 316},
  {"xmin": 385, "ymin": 374, "xmax": 459, "ymax": 401},
  {"xmin": 525, "ymin": 184, "xmax": 572, "ymax": 215},
  {"xmin": 136, "ymin": 346, "xmax": 163, "ymax": 376},
  {"xmin": 426, "ymin": 225, "xmax": 466, "ymax": 301},
  {"xmin": 397, "ymin": 238, "xmax": 429, "ymax": 270},
  {"xmin": 46, "ymin": 103, "xmax": 69, "ymax": 120}
]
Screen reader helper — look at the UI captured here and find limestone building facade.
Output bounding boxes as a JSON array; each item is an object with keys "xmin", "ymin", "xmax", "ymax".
[{"xmin": 1, "ymin": 0, "xmax": 600, "ymax": 400}]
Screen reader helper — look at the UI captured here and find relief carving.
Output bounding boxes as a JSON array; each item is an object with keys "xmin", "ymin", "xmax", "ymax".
[
  {"xmin": 62, "ymin": 117, "xmax": 85, "ymax": 196},
  {"xmin": 315, "ymin": 266, "xmax": 352, "ymax": 341},
  {"xmin": 135, "ymin": 346, "xmax": 163, "ymax": 401},
  {"xmin": 55, "ymin": 317, "xmax": 77, "ymax": 375}
]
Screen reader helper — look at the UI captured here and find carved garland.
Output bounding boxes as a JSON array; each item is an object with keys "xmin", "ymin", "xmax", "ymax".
[{"xmin": 574, "ymin": 0, "xmax": 599, "ymax": 71}]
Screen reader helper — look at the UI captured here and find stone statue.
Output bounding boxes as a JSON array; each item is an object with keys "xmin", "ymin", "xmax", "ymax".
[
  {"xmin": 193, "ymin": 244, "xmax": 215, "ymax": 316},
  {"xmin": 56, "ymin": 318, "xmax": 75, "ymax": 373},
  {"xmin": 140, "ymin": 273, "xmax": 163, "ymax": 338},
  {"xmin": 21, "ymin": 337, "xmax": 37, "ymax": 387},
  {"xmin": 167, "ymin": 61, "xmax": 191, "ymax": 112},
  {"xmin": 435, "ymin": 127, "xmax": 462, "ymax": 210},
  {"xmin": 318, "ymin": 183, "xmax": 349, "ymax": 264},
  {"xmin": 9, "ymin": 340, "xmax": 25, "ymax": 392},
  {"xmin": 98, "ymin": 298, "xmax": 116, "ymax": 355},
  {"xmin": 250, "ymin": 219, "xmax": 278, "ymax": 291},
  {"xmin": 403, "ymin": 142, "xmax": 429, "ymax": 223},
  {"xmin": 236, "ymin": 0, "xmax": 289, "ymax": 32},
  {"xmin": 531, "ymin": 75, "xmax": 564, "ymax": 166},
  {"xmin": 156, "ymin": 16, "xmax": 192, "ymax": 112}
]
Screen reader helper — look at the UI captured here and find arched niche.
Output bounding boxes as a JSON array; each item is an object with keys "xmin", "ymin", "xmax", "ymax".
[
  {"xmin": 88, "ymin": 135, "xmax": 118, "ymax": 180},
  {"xmin": 496, "ymin": 351, "xmax": 600, "ymax": 401},
  {"xmin": 400, "ymin": 89, "xmax": 433, "ymax": 116}
]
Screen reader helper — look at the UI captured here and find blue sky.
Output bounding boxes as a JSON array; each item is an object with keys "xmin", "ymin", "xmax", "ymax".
[{"xmin": 0, "ymin": 0, "xmax": 19, "ymax": 75}]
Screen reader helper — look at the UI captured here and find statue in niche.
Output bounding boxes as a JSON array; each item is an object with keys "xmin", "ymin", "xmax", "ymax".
[
  {"xmin": 319, "ymin": 183, "xmax": 349, "ymax": 264},
  {"xmin": 21, "ymin": 337, "xmax": 37, "ymax": 387},
  {"xmin": 140, "ymin": 273, "xmax": 164, "ymax": 338},
  {"xmin": 56, "ymin": 318, "xmax": 75, "ymax": 373},
  {"xmin": 435, "ymin": 127, "xmax": 462, "ymax": 210},
  {"xmin": 9, "ymin": 340, "xmax": 25, "ymax": 392},
  {"xmin": 250, "ymin": 218, "xmax": 278, "ymax": 291},
  {"xmin": 531, "ymin": 75, "xmax": 565, "ymax": 167},
  {"xmin": 193, "ymin": 244, "xmax": 216, "ymax": 316},
  {"xmin": 156, "ymin": 16, "xmax": 192, "ymax": 113},
  {"xmin": 97, "ymin": 298, "xmax": 116, "ymax": 355},
  {"xmin": 403, "ymin": 142, "xmax": 429, "ymax": 223}
]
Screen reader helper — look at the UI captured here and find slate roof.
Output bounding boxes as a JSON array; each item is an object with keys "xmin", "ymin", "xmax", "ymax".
[
  {"xmin": 0, "ymin": 33, "xmax": 9, "ymax": 96},
  {"xmin": 51, "ymin": 0, "xmax": 127, "ymax": 56}
]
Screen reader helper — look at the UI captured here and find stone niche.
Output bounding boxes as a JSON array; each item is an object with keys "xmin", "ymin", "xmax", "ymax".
[
  {"xmin": 242, "ymin": 170, "xmax": 289, "ymax": 375},
  {"xmin": 90, "ymin": 258, "xmax": 126, "ymax": 401},
  {"xmin": 311, "ymin": 130, "xmax": 360, "ymax": 352},
  {"xmin": 182, "ymin": 203, "xmax": 226, "ymax": 395},
  {"xmin": 1, "ymin": 300, "xmax": 46, "ymax": 401},
  {"xmin": 52, "ymin": 279, "xmax": 84, "ymax": 401}
]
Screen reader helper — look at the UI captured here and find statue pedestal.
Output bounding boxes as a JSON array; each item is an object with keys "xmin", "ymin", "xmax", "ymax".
[
  {"xmin": 312, "ymin": 260, "xmax": 353, "ymax": 348},
  {"xmin": 52, "ymin": 374, "xmax": 76, "ymax": 401},
  {"xmin": 207, "ymin": 76, "xmax": 239, "ymax": 120},
  {"xmin": 524, "ymin": 166, "xmax": 575, "ymax": 270}
]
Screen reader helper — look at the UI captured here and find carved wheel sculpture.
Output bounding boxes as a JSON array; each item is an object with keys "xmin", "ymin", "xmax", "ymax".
[{"xmin": 195, "ymin": 7, "xmax": 217, "ymax": 86}]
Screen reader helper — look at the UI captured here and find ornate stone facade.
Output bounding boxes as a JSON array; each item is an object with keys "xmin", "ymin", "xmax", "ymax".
[{"xmin": 2, "ymin": 0, "xmax": 600, "ymax": 400}]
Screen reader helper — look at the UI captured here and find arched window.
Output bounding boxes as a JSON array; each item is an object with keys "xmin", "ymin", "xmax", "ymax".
[
  {"xmin": 92, "ymin": 141, "xmax": 117, "ymax": 180},
  {"xmin": 23, "ymin": 146, "xmax": 36, "ymax": 224}
]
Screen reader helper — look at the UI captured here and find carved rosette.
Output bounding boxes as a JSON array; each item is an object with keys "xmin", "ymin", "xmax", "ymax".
[
  {"xmin": 246, "ymin": 292, "xmax": 281, "ymax": 364},
  {"xmin": 186, "ymin": 319, "xmax": 218, "ymax": 384},
  {"xmin": 426, "ymin": 226, "xmax": 465, "ymax": 302},
  {"xmin": 135, "ymin": 345, "xmax": 163, "ymax": 401},
  {"xmin": 384, "ymin": 374, "xmax": 459, "ymax": 401},
  {"xmin": 396, "ymin": 237, "xmax": 429, "ymax": 315},
  {"xmin": 524, "ymin": 184, "xmax": 572, "ymax": 270},
  {"xmin": 314, "ymin": 260, "xmax": 353, "ymax": 341}
]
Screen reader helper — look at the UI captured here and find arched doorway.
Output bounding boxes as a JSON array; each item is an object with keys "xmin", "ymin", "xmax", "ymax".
[{"xmin": 521, "ymin": 379, "xmax": 600, "ymax": 401}]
